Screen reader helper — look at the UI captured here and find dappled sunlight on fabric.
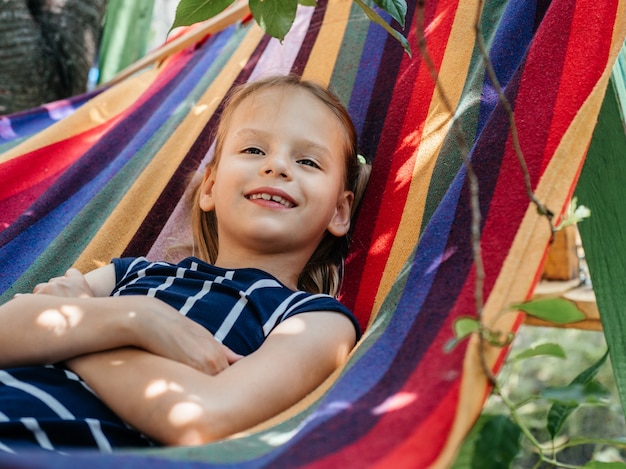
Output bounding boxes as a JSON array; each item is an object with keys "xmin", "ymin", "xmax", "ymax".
[
  {"xmin": 44, "ymin": 100, "xmax": 75, "ymax": 121},
  {"xmin": 259, "ymin": 401, "xmax": 352, "ymax": 446},
  {"xmin": 0, "ymin": 117, "xmax": 17, "ymax": 140},
  {"xmin": 88, "ymin": 107, "xmax": 110, "ymax": 125},
  {"xmin": 36, "ymin": 305, "xmax": 84, "ymax": 335},
  {"xmin": 193, "ymin": 104, "xmax": 209, "ymax": 116},
  {"xmin": 370, "ymin": 230, "xmax": 397, "ymax": 257},
  {"xmin": 426, "ymin": 247, "xmax": 457, "ymax": 275},
  {"xmin": 424, "ymin": 8, "xmax": 452, "ymax": 38},
  {"xmin": 372, "ymin": 392, "xmax": 417, "ymax": 416}
]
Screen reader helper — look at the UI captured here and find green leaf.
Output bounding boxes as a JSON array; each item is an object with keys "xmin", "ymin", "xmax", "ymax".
[
  {"xmin": 583, "ymin": 462, "xmax": 626, "ymax": 469},
  {"xmin": 298, "ymin": 0, "xmax": 317, "ymax": 6},
  {"xmin": 511, "ymin": 298, "xmax": 585, "ymax": 324},
  {"xmin": 510, "ymin": 342, "xmax": 566, "ymax": 361},
  {"xmin": 371, "ymin": 0, "xmax": 407, "ymax": 27},
  {"xmin": 249, "ymin": 0, "xmax": 299, "ymax": 41},
  {"xmin": 541, "ymin": 380, "xmax": 611, "ymax": 406},
  {"xmin": 353, "ymin": 0, "xmax": 411, "ymax": 56},
  {"xmin": 445, "ymin": 317, "xmax": 479, "ymax": 353},
  {"xmin": 471, "ymin": 414, "xmax": 521, "ymax": 469},
  {"xmin": 454, "ymin": 317, "xmax": 480, "ymax": 340},
  {"xmin": 170, "ymin": 0, "xmax": 236, "ymax": 30},
  {"xmin": 556, "ymin": 196, "xmax": 591, "ymax": 230},
  {"xmin": 547, "ymin": 350, "xmax": 609, "ymax": 438}
]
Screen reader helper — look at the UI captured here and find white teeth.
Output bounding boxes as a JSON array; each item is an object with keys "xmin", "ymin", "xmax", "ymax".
[{"xmin": 249, "ymin": 193, "xmax": 294, "ymax": 208}]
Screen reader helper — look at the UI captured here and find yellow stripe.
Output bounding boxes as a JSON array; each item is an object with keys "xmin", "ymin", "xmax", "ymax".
[
  {"xmin": 368, "ymin": 1, "xmax": 479, "ymax": 326},
  {"xmin": 301, "ymin": 0, "xmax": 352, "ymax": 85},
  {"xmin": 74, "ymin": 25, "xmax": 267, "ymax": 272}
]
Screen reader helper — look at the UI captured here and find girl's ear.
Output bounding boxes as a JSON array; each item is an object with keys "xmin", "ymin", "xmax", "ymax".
[
  {"xmin": 327, "ymin": 191, "xmax": 354, "ymax": 237},
  {"xmin": 198, "ymin": 167, "xmax": 216, "ymax": 212}
]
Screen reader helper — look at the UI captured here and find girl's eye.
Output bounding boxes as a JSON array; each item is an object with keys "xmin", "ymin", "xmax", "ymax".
[
  {"xmin": 243, "ymin": 147, "xmax": 265, "ymax": 155},
  {"xmin": 297, "ymin": 158, "xmax": 321, "ymax": 169}
]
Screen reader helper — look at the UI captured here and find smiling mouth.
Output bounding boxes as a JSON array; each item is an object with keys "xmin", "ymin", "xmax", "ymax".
[{"xmin": 247, "ymin": 192, "xmax": 296, "ymax": 208}]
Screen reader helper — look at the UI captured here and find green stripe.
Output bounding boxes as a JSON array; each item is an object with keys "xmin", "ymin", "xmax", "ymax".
[
  {"xmin": 420, "ymin": 0, "xmax": 508, "ymax": 235},
  {"xmin": 330, "ymin": 3, "xmax": 370, "ymax": 107}
]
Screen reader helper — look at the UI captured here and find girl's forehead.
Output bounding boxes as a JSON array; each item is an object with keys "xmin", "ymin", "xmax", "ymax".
[{"xmin": 231, "ymin": 87, "xmax": 342, "ymax": 132}]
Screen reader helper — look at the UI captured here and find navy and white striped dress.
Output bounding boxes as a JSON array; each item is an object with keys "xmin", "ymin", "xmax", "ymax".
[{"xmin": 0, "ymin": 257, "xmax": 359, "ymax": 453}]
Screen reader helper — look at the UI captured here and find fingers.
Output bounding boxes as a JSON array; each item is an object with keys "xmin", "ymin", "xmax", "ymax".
[
  {"xmin": 222, "ymin": 345, "xmax": 244, "ymax": 365},
  {"xmin": 31, "ymin": 268, "xmax": 94, "ymax": 297}
]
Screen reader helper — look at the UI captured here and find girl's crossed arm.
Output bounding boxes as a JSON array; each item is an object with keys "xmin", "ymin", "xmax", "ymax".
[
  {"xmin": 66, "ymin": 311, "xmax": 357, "ymax": 446},
  {"xmin": 0, "ymin": 266, "xmax": 239, "ymax": 373}
]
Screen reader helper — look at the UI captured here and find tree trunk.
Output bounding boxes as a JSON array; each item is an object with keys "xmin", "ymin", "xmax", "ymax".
[{"xmin": 0, "ymin": 0, "xmax": 107, "ymax": 115}]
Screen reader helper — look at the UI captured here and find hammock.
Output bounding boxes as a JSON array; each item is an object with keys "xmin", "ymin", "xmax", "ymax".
[{"xmin": 0, "ymin": 0, "xmax": 624, "ymax": 467}]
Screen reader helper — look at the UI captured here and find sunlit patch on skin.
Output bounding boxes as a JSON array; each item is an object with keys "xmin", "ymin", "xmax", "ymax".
[
  {"xmin": 371, "ymin": 392, "xmax": 417, "ymax": 415},
  {"xmin": 168, "ymin": 401, "xmax": 204, "ymax": 427},
  {"xmin": 145, "ymin": 380, "xmax": 185, "ymax": 399},
  {"xmin": 36, "ymin": 305, "xmax": 84, "ymax": 335},
  {"xmin": 272, "ymin": 317, "xmax": 306, "ymax": 336}
]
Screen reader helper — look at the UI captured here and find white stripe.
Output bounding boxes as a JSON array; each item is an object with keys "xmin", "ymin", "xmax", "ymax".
[
  {"xmin": 179, "ymin": 280, "xmax": 213, "ymax": 316},
  {"xmin": 113, "ymin": 259, "xmax": 169, "ymax": 296},
  {"xmin": 21, "ymin": 418, "xmax": 54, "ymax": 450},
  {"xmin": 262, "ymin": 292, "xmax": 306, "ymax": 336},
  {"xmin": 0, "ymin": 441, "xmax": 15, "ymax": 454},
  {"xmin": 62, "ymin": 369, "xmax": 98, "ymax": 397},
  {"xmin": 214, "ymin": 278, "xmax": 282, "ymax": 342},
  {"xmin": 0, "ymin": 371, "xmax": 74, "ymax": 419},
  {"xmin": 267, "ymin": 293, "xmax": 333, "ymax": 333},
  {"xmin": 178, "ymin": 270, "xmax": 234, "ymax": 316},
  {"xmin": 86, "ymin": 418, "xmax": 113, "ymax": 453},
  {"xmin": 146, "ymin": 267, "xmax": 183, "ymax": 298},
  {"xmin": 0, "ymin": 411, "xmax": 8, "ymax": 422}
]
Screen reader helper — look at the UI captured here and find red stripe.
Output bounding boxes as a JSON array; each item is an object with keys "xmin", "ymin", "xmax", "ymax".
[
  {"xmin": 0, "ymin": 121, "xmax": 117, "ymax": 228},
  {"xmin": 540, "ymin": 0, "xmax": 617, "ymax": 171},
  {"xmin": 371, "ymin": 382, "xmax": 461, "ymax": 468}
]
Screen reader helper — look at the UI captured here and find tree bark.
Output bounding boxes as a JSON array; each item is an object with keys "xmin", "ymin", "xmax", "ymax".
[{"xmin": 0, "ymin": 0, "xmax": 107, "ymax": 115}]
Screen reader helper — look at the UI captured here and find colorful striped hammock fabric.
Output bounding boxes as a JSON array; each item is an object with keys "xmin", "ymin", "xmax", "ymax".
[{"xmin": 0, "ymin": 0, "xmax": 624, "ymax": 467}]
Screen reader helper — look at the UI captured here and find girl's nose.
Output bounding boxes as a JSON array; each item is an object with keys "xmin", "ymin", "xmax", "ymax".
[{"xmin": 261, "ymin": 153, "xmax": 291, "ymax": 179}]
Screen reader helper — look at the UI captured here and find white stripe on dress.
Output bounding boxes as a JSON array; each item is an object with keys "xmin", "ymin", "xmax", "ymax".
[
  {"xmin": 113, "ymin": 259, "xmax": 169, "ymax": 296},
  {"xmin": 0, "ymin": 371, "xmax": 74, "ymax": 419},
  {"xmin": 178, "ymin": 270, "xmax": 234, "ymax": 316},
  {"xmin": 214, "ymin": 278, "xmax": 282, "ymax": 342},
  {"xmin": 0, "ymin": 441, "xmax": 15, "ymax": 454},
  {"xmin": 86, "ymin": 418, "xmax": 113, "ymax": 453},
  {"xmin": 21, "ymin": 418, "xmax": 54, "ymax": 450},
  {"xmin": 146, "ymin": 266, "xmax": 186, "ymax": 298},
  {"xmin": 262, "ymin": 291, "xmax": 306, "ymax": 336}
]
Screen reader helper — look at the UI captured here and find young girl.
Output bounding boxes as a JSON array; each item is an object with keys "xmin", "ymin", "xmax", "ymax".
[{"xmin": 0, "ymin": 75, "xmax": 371, "ymax": 452}]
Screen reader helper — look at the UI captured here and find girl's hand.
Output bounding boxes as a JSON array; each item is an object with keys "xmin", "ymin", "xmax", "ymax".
[
  {"xmin": 137, "ymin": 299, "xmax": 244, "ymax": 375},
  {"xmin": 32, "ymin": 268, "xmax": 95, "ymax": 298}
]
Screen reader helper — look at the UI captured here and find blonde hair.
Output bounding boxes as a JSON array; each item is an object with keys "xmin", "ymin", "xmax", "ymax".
[{"xmin": 192, "ymin": 75, "xmax": 371, "ymax": 296}]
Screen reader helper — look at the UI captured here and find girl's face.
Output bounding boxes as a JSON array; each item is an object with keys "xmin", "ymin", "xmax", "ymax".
[{"xmin": 199, "ymin": 86, "xmax": 354, "ymax": 263}]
